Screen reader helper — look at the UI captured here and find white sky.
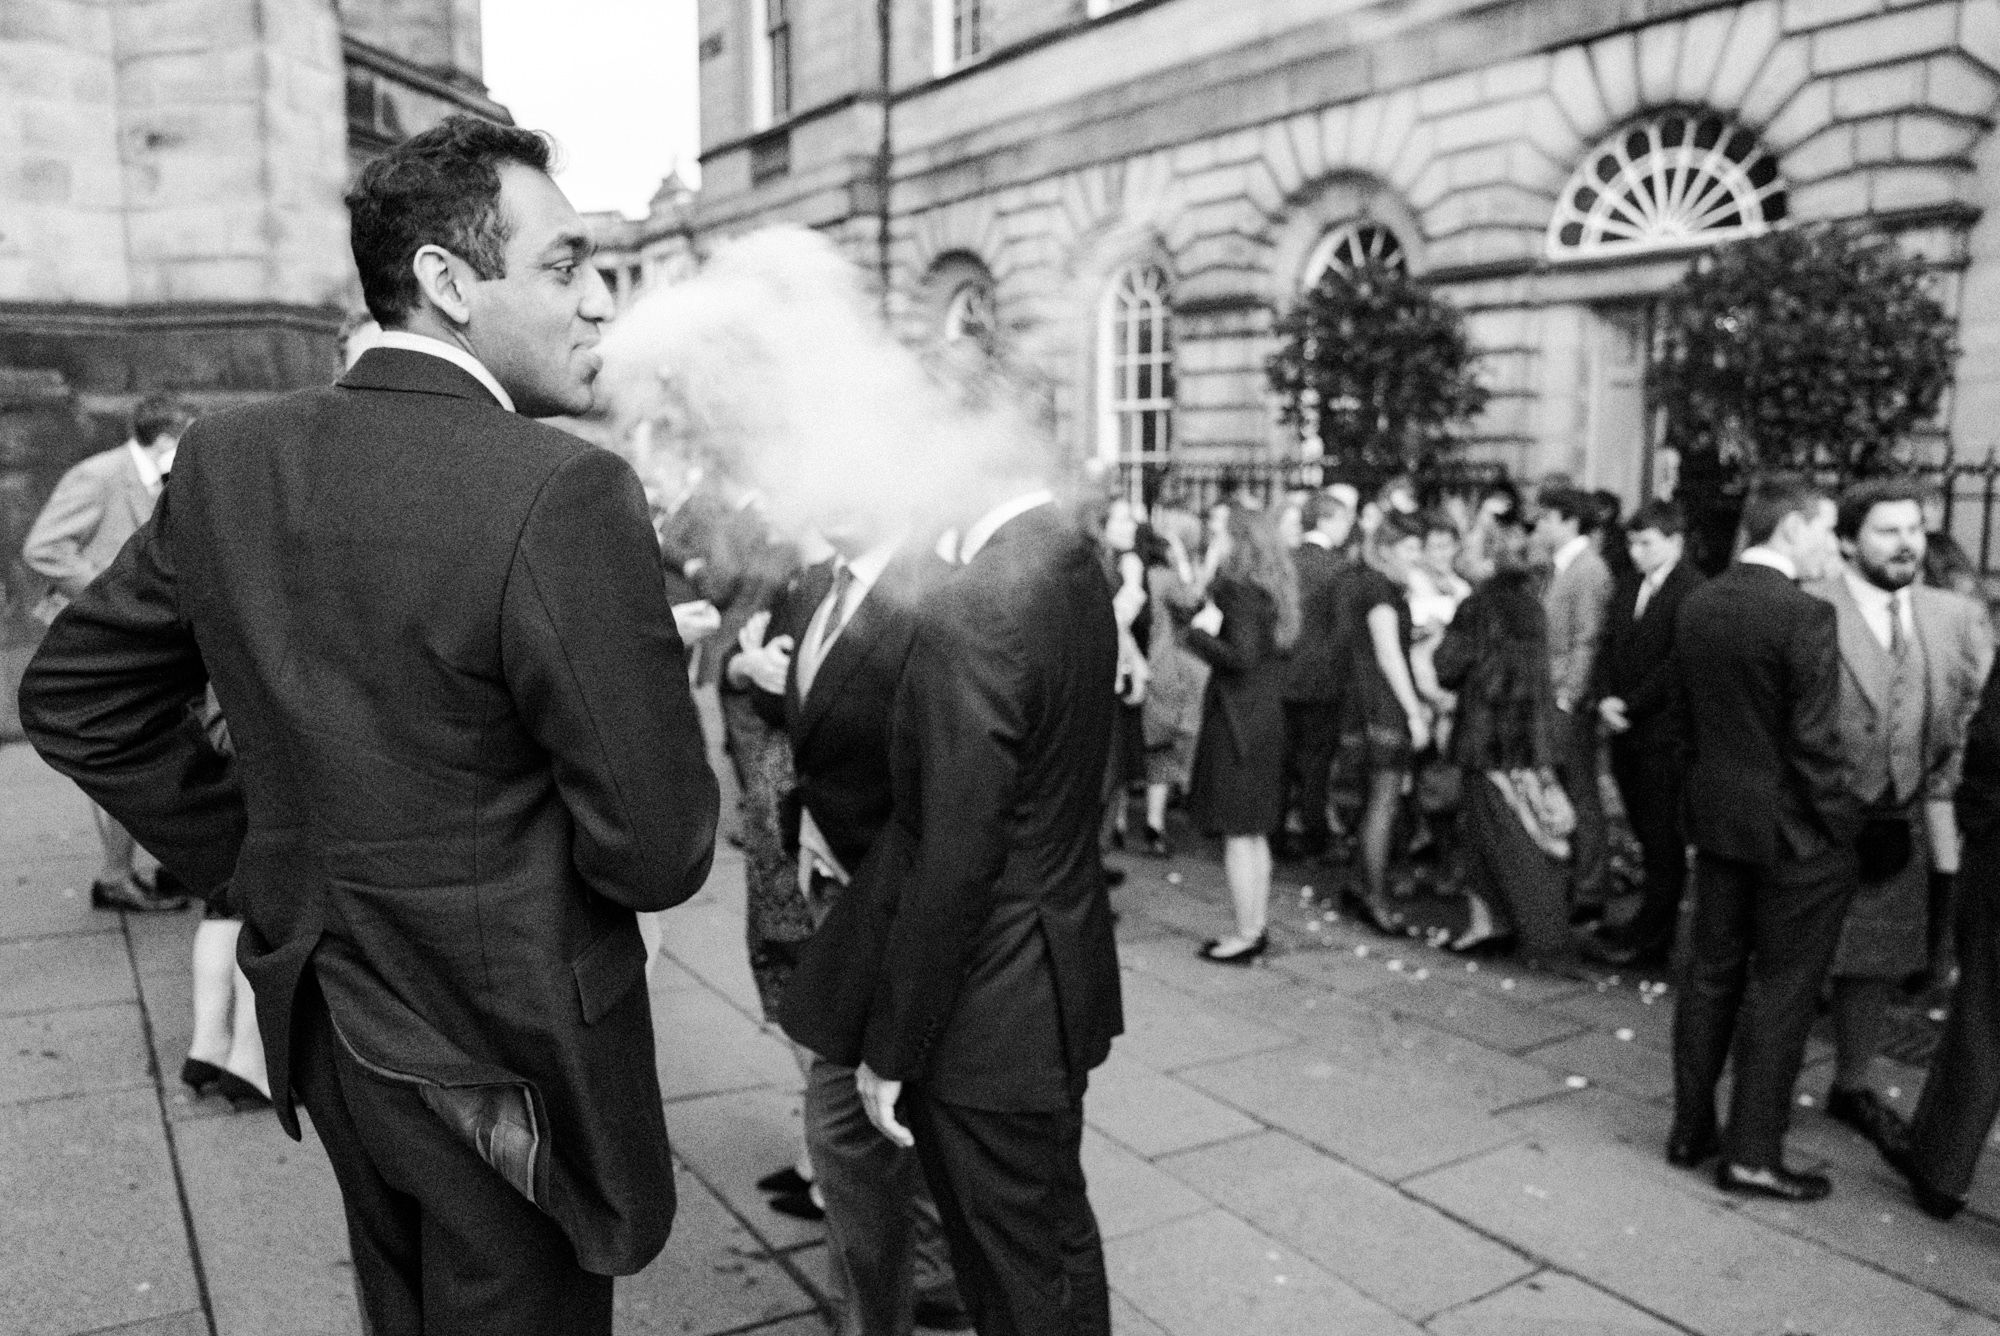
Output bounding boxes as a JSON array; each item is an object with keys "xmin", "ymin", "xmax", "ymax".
[{"xmin": 480, "ymin": 0, "xmax": 702, "ymax": 219}]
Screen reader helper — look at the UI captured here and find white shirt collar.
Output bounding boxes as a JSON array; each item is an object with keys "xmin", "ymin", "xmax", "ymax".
[
  {"xmin": 126, "ymin": 439, "xmax": 173, "ymax": 497},
  {"xmin": 372, "ymin": 330, "xmax": 515, "ymax": 413},
  {"xmin": 1641, "ymin": 556, "xmax": 1678, "ymax": 591},
  {"xmin": 959, "ymin": 488, "xmax": 1054, "ymax": 564},
  {"xmin": 1842, "ymin": 564, "xmax": 1913, "ymax": 649},
  {"xmin": 1303, "ymin": 531, "xmax": 1334, "ymax": 550},
  {"xmin": 1552, "ymin": 534, "xmax": 1591, "ymax": 574},
  {"xmin": 1739, "ymin": 546, "xmax": 1798, "ymax": 581}
]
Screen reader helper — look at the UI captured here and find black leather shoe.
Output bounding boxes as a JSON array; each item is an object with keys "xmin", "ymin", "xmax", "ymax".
[
  {"xmin": 1198, "ymin": 931, "xmax": 1268, "ymax": 965},
  {"xmin": 91, "ymin": 877, "xmax": 189, "ymax": 913},
  {"xmin": 913, "ymin": 1298, "xmax": 975, "ymax": 1331},
  {"xmin": 756, "ymin": 1166, "xmax": 811, "ymax": 1195},
  {"xmin": 1825, "ymin": 1086, "xmax": 1907, "ymax": 1154},
  {"xmin": 1665, "ymin": 1124, "xmax": 1718, "ymax": 1168},
  {"xmin": 1101, "ymin": 864, "xmax": 1127, "ymax": 888},
  {"xmin": 1141, "ymin": 826, "xmax": 1172, "ymax": 858},
  {"xmin": 1880, "ymin": 1141, "xmax": 1966, "ymax": 1221},
  {"xmin": 1716, "ymin": 1161, "xmax": 1832, "ymax": 1202},
  {"xmin": 1579, "ymin": 928, "xmax": 1669, "ymax": 969},
  {"xmin": 768, "ymin": 1188, "xmax": 825, "ymax": 1222},
  {"xmin": 214, "ymin": 1071, "xmax": 271, "ymax": 1112},
  {"xmin": 180, "ymin": 1058, "xmax": 225, "ymax": 1095}
]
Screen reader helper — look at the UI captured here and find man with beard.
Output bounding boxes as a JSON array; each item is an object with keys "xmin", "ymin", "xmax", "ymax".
[{"xmin": 1804, "ymin": 479, "xmax": 1990, "ymax": 1157}]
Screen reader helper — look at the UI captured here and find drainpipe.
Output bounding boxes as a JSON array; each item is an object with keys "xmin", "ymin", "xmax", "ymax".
[{"xmin": 875, "ymin": 0, "xmax": 894, "ymax": 316}]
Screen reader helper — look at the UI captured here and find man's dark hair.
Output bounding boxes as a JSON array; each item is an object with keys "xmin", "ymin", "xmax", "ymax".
[
  {"xmin": 1539, "ymin": 486, "xmax": 1598, "ymax": 535},
  {"xmin": 1378, "ymin": 509, "xmax": 1426, "ymax": 546},
  {"xmin": 1420, "ymin": 509, "xmax": 1458, "ymax": 539},
  {"xmin": 346, "ymin": 116, "xmax": 555, "ymax": 326},
  {"xmin": 131, "ymin": 392, "xmax": 194, "ymax": 446},
  {"xmin": 1836, "ymin": 476, "xmax": 1931, "ymax": 541},
  {"xmin": 1627, "ymin": 499, "xmax": 1686, "ymax": 538},
  {"xmin": 1740, "ymin": 473, "xmax": 1831, "ymax": 547}
]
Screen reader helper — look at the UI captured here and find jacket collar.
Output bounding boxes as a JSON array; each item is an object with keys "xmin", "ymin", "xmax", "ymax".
[{"xmin": 338, "ymin": 345, "xmax": 512, "ymax": 411}]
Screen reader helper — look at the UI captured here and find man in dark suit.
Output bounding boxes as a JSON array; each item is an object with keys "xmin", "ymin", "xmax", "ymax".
[
  {"xmin": 1887, "ymin": 656, "xmax": 2000, "ymax": 1220},
  {"xmin": 1277, "ymin": 486, "xmax": 1357, "ymax": 860},
  {"xmin": 784, "ymin": 442, "xmax": 1123, "ymax": 1336},
  {"xmin": 1586, "ymin": 500, "xmax": 1704, "ymax": 966},
  {"xmin": 1667, "ymin": 475, "xmax": 1856, "ymax": 1202},
  {"xmin": 737, "ymin": 512, "xmax": 965, "ymax": 1334},
  {"xmin": 17, "ymin": 117, "xmax": 719, "ymax": 1334}
]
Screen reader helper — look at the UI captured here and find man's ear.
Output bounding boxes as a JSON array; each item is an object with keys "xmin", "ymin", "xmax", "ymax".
[{"xmin": 411, "ymin": 245, "xmax": 473, "ymax": 326}]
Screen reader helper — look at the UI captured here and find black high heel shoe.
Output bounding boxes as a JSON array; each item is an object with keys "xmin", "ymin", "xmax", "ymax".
[
  {"xmin": 180, "ymin": 1058, "xmax": 225, "ymax": 1095},
  {"xmin": 1197, "ymin": 931, "xmax": 1269, "ymax": 965},
  {"xmin": 1142, "ymin": 826, "xmax": 1172, "ymax": 858},
  {"xmin": 1348, "ymin": 892, "xmax": 1409, "ymax": 937},
  {"xmin": 214, "ymin": 1071, "xmax": 271, "ymax": 1112},
  {"xmin": 1444, "ymin": 930, "xmax": 1516, "ymax": 958}
]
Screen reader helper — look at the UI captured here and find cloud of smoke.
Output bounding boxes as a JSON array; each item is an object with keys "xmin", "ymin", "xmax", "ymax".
[{"xmin": 595, "ymin": 226, "xmax": 1041, "ymax": 544}]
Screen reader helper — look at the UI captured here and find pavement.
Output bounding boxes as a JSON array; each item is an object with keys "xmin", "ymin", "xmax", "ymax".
[{"xmin": 6, "ymin": 729, "xmax": 2000, "ymax": 1336}]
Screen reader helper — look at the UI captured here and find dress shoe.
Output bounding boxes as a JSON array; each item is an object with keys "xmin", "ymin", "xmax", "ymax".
[
  {"xmin": 91, "ymin": 877, "xmax": 189, "ymax": 913},
  {"xmin": 1579, "ymin": 928, "xmax": 1668, "ymax": 969},
  {"xmin": 180, "ymin": 1057, "xmax": 225, "ymax": 1095},
  {"xmin": 1825, "ymin": 1086, "xmax": 1908, "ymax": 1155},
  {"xmin": 1881, "ymin": 1142, "xmax": 1966, "ymax": 1221},
  {"xmin": 214, "ymin": 1071, "xmax": 271, "ymax": 1112},
  {"xmin": 1197, "ymin": 931, "xmax": 1268, "ymax": 965},
  {"xmin": 756, "ymin": 1166, "xmax": 812, "ymax": 1195},
  {"xmin": 1445, "ymin": 929, "xmax": 1515, "ymax": 958},
  {"xmin": 768, "ymin": 1187, "xmax": 825, "ymax": 1222},
  {"xmin": 1101, "ymin": 864, "xmax": 1127, "ymax": 888},
  {"xmin": 1716, "ymin": 1161, "xmax": 1832, "ymax": 1202},
  {"xmin": 1141, "ymin": 826, "xmax": 1172, "ymax": 858},
  {"xmin": 912, "ymin": 1297, "xmax": 975, "ymax": 1331},
  {"xmin": 1664, "ymin": 1124, "xmax": 1718, "ymax": 1168}
]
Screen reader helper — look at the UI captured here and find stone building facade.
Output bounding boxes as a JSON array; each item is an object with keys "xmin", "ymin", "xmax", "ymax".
[{"xmin": 690, "ymin": 0, "xmax": 2000, "ymax": 501}]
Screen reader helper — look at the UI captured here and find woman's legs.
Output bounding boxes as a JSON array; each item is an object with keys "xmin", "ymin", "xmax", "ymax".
[
  {"xmin": 225, "ymin": 961, "xmax": 269, "ymax": 1097},
  {"xmin": 1358, "ymin": 766, "xmax": 1404, "ymax": 911},
  {"xmin": 1144, "ymin": 784, "xmax": 1170, "ymax": 837},
  {"xmin": 187, "ymin": 918, "xmax": 239, "ymax": 1068},
  {"xmin": 1223, "ymin": 834, "xmax": 1271, "ymax": 943}
]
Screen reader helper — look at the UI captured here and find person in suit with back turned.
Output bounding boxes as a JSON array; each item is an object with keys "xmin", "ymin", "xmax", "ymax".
[
  {"xmin": 1666, "ymin": 474, "xmax": 1856, "ymax": 1202},
  {"xmin": 783, "ymin": 376, "xmax": 1123, "ymax": 1336},
  {"xmin": 21, "ymin": 391, "xmax": 196, "ymax": 913},
  {"xmin": 1276, "ymin": 487, "xmax": 1358, "ymax": 862},
  {"xmin": 736, "ymin": 505, "xmax": 967, "ymax": 1334},
  {"xmin": 17, "ymin": 116, "xmax": 719, "ymax": 1334},
  {"xmin": 1586, "ymin": 500, "xmax": 1704, "ymax": 967}
]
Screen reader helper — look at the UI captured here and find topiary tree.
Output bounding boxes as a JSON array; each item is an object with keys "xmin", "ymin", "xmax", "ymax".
[
  {"xmin": 1266, "ymin": 261, "xmax": 1489, "ymax": 477},
  {"xmin": 1654, "ymin": 223, "xmax": 1957, "ymax": 482}
]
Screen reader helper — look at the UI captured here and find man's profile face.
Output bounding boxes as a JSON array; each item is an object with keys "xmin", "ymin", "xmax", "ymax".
[
  {"xmin": 463, "ymin": 164, "xmax": 614, "ymax": 417},
  {"xmin": 1533, "ymin": 508, "xmax": 1574, "ymax": 555},
  {"xmin": 1627, "ymin": 526, "xmax": 1681, "ymax": 577},
  {"xmin": 1787, "ymin": 498, "xmax": 1841, "ymax": 582},
  {"xmin": 1848, "ymin": 498, "xmax": 1926, "ymax": 592}
]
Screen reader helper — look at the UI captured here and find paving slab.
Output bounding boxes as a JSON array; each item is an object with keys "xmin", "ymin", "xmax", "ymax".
[
  {"xmin": 1109, "ymin": 971, "xmax": 1295, "ymax": 1073},
  {"xmin": 1426, "ymin": 1270, "xmax": 1681, "ymax": 1335},
  {"xmin": 1160, "ymin": 1130, "xmax": 1533, "ymax": 1321},
  {"xmin": 1110, "ymin": 1291, "xmax": 1171, "ymax": 1336},
  {"xmin": 0, "ymin": 1088, "xmax": 199, "ymax": 1336},
  {"xmin": 1523, "ymin": 1031, "xmax": 1675, "ymax": 1102},
  {"xmin": 1105, "ymin": 1208, "xmax": 1423, "ymax": 1336},
  {"xmin": 1085, "ymin": 1051, "xmax": 1262, "ymax": 1159},
  {"xmin": 615, "ymin": 1168, "xmax": 820, "ymax": 1336},
  {"xmin": 1449, "ymin": 960, "xmax": 1595, "ymax": 1006},
  {"xmin": 1546, "ymin": 986, "xmax": 1676, "ymax": 1049},
  {"xmin": 654, "ymin": 891, "xmax": 767, "ymax": 1021},
  {"xmin": 0, "ymin": 932, "xmax": 137, "ymax": 1015},
  {"xmin": 176, "ymin": 1109, "xmax": 360, "ymax": 1336},
  {"xmin": 1263, "ymin": 943, "xmax": 1410, "ymax": 996},
  {"xmin": 0, "ymin": 870, "xmax": 120, "ymax": 940},
  {"xmin": 73, "ymin": 1314, "xmax": 210, "ymax": 1336},
  {"xmin": 0, "ymin": 1002, "xmax": 153, "ymax": 1104},
  {"xmin": 1406, "ymin": 1139, "xmax": 2000, "ymax": 1336},
  {"xmin": 1114, "ymin": 933, "xmax": 1298, "ymax": 1001},
  {"xmin": 653, "ymin": 978, "xmax": 806, "ymax": 1105},
  {"xmin": 1352, "ymin": 975, "xmax": 1587, "ymax": 1054},
  {"xmin": 666, "ymin": 1085, "xmax": 823, "ymax": 1253},
  {"xmin": 1080, "ymin": 1126, "xmax": 1211, "ymax": 1241}
]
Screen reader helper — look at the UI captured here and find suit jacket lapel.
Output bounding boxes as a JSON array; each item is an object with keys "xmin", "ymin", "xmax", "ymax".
[
  {"xmin": 797, "ymin": 592, "xmax": 879, "ymax": 739},
  {"xmin": 1825, "ymin": 576, "xmax": 1890, "ymax": 713}
]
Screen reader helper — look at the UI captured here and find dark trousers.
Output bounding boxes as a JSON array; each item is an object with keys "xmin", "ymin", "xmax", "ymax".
[
  {"xmin": 1459, "ymin": 773, "xmax": 1572, "ymax": 960},
  {"xmin": 1909, "ymin": 828, "xmax": 2000, "ymax": 1197},
  {"xmin": 906, "ymin": 1088, "xmax": 1110, "ymax": 1336},
  {"xmin": 806, "ymin": 1057, "xmax": 962, "ymax": 1336},
  {"xmin": 1672, "ymin": 848, "xmax": 1855, "ymax": 1169},
  {"xmin": 1553, "ymin": 708, "xmax": 1607, "ymax": 902},
  {"xmin": 1279, "ymin": 700, "xmax": 1342, "ymax": 851},
  {"xmin": 1608, "ymin": 730, "xmax": 1687, "ymax": 951},
  {"xmin": 291, "ymin": 977, "xmax": 612, "ymax": 1336}
]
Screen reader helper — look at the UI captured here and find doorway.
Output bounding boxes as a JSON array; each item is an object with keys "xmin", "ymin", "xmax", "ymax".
[{"xmin": 1583, "ymin": 302, "xmax": 1663, "ymax": 508}]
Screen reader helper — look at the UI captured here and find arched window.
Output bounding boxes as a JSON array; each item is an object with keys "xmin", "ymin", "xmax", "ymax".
[
  {"xmin": 1302, "ymin": 219, "xmax": 1407, "ymax": 288},
  {"xmin": 1097, "ymin": 266, "xmax": 1174, "ymax": 473},
  {"xmin": 1548, "ymin": 112, "xmax": 1786, "ymax": 260},
  {"xmin": 942, "ymin": 281, "xmax": 998, "ymax": 355}
]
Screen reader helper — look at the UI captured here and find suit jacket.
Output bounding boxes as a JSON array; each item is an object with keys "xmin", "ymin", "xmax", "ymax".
[
  {"xmin": 1282, "ymin": 541, "xmax": 1351, "ymax": 704},
  {"xmin": 776, "ymin": 550, "xmax": 935, "ymax": 874},
  {"xmin": 781, "ymin": 504, "xmax": 1123, "ymax": 1110},
  {"xmin": 1543, "ymin": 544, "xmax": 1613, "ymax": 707},
  {"xmin": 17, "ymin": 348, "xmax": 719, "ymax": 1276},
  {"xmin": 21, "ymin": 443, "xmax": 159, "ymax": 602},
  {"xmin": 1668, "ymin": 561, "xmax": 1854, "ymax": 866},
  {"xmin": 1594, "ymin": 559, "xmax": 1704, "ymax": 736},
  {"xmin": 1804, "ymin": 573, "xmax": 1992, "ymax": 804}
]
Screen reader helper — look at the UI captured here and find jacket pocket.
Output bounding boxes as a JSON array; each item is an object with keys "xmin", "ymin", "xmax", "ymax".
[{"xmin": 573, "ymin": 925, "xmax": 648, "ymax": 1025}]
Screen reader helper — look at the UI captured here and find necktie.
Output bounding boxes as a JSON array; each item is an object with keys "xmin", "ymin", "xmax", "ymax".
[
  {"xmin": 1634, "ymin": 574, "xmax": 1656, "ymax": 620},
  {"xmin": 1889, "ymin": 593, "xmax": 1908, "ymax": 662},
  {"xmin": 800, "ymin": 564, "xmax": 855, "ymax": 698}
]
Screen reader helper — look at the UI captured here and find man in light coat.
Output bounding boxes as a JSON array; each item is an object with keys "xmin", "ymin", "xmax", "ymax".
[
  {"xmin": 21, "ymin": 393, "xmax": 194, "ymax": 911},
  {"xmin": 1535, "ymin": 486, "xmax": 1613, "ymax": 915}
]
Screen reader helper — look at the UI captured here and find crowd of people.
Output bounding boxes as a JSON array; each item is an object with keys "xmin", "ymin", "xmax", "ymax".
[{"xmin": 14, "ymin": 111, "xmax": 2000, "ymax": 1336}]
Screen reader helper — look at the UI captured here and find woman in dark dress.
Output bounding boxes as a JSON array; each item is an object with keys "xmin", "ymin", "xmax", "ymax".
[
  {"xmin": 1186, "ymin": 503, "xmax": 1300, "ymax": 963},
  {"xmin": 1431, "ymin": 512, "xmax": 1576, "ymax": 961},
  {"xmin": 1345, "ymin": 510, "xmax": 1431, "ymax": 933}
]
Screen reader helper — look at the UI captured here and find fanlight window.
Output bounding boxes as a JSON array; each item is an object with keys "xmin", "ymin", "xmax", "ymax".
[
  {"xmin": 1302, "ymin": 219, "xmax": 1407, "ymax": 288},
  {"xmin": 1548, "ymin": 112, "xmax": 1786, "ymax": 260},
  {"xmin": 1097, "ymin": 266, "xmax": 1174, "ymax": 471},
  {"xmin": 942, "ymin": 282, "xmax": 998, "ymax": 354}
]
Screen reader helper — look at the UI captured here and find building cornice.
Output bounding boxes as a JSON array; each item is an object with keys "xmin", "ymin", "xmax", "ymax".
[
  {"xmin": 0, "ymin": 302, "xmax": 350, "ymax": 334},
  {"xmin": 341, "ymin": 36, "xmax": 512, "ymax": 123}
]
